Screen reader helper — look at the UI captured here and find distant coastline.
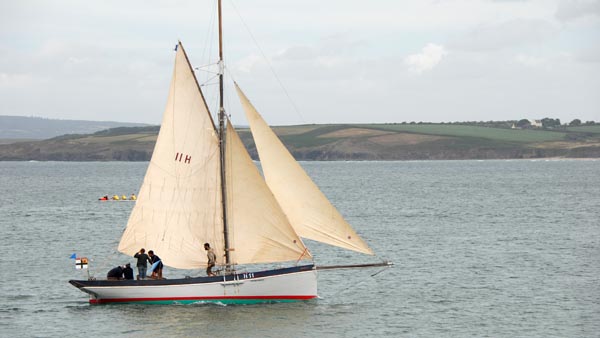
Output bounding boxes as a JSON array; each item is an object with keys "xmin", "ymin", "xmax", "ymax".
[{"xmin": 1, "ymin": 122, "xmax": 599, "ymax": 161}]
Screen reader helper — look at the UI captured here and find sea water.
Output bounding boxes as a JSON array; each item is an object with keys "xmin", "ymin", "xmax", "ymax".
[{"xmin": 0, "ymin": 160, "xmax": 598, "ymax": 337}]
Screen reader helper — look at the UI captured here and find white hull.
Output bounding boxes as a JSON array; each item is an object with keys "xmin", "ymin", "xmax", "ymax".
[{"xmin": 70, "ymin": 265, "xmax": 317, "ymax": 304}]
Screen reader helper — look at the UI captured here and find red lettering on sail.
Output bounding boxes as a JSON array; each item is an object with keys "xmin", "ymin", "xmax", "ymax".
[{"xmin": 175, "ymin": 152, "xmax": 191, "ymax": 164}]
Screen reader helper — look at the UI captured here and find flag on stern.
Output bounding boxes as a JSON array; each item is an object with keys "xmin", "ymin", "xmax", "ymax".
[{"xmin": 75, "ymin": 257, "xmax": 89, "ymax": 270}]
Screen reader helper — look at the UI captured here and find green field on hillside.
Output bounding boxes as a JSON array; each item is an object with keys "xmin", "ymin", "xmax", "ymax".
[
  {"xmin": 566, "ymin": 125, "xmax": 600, "ymax": 133},
  {"xmin": 2, "ymin": 121, "xmax": 599, "ymax": 161},
  {"xmin": 277, "ymin": 125, "xmax": 349, "ymax": 147},
  {"xmin": 356, "ymin": 124, "xmax": 567, "ymax": 143}
]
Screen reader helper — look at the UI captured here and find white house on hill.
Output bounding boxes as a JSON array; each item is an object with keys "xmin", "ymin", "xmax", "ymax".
[{"xmin": 529, "ymin": 119, "xmax": 543, "ymax": 128}]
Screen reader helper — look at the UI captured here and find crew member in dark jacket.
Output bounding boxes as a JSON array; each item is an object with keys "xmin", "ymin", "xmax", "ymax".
[
  {"xmin": 123, "ymin": 263, "xmax": 134, "ymax": 280},
  {"xmin": 134, "ymin": 248, "xmax": 151, "ymax": 280},
  {"xmin": 107, "ymin": 266, "xmax": 124, "ymax": 280},
  {"xmin": 148, "ymin": 250, "xmax": 163, "ymax": 279}
]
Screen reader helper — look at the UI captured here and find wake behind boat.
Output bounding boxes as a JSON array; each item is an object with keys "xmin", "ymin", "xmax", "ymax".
[{"xmin": 70, "ymin": 0, "xmax": 389, "ymax": 305}]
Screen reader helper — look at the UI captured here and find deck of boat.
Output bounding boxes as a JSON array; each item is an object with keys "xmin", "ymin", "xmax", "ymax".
[{"xmin": 69, "ymin": 264, "xmax": 315, "ymax": 288}]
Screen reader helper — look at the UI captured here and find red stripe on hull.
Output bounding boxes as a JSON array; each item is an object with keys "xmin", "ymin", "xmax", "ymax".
[{"xmin": 89, "ymin": 295, "xmax": 316, "ymax": 304}]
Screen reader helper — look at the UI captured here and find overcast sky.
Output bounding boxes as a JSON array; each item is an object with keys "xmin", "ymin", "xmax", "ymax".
[{"xmin": 1, "ymin": 0, "xmax": 599, "ymax": 125}]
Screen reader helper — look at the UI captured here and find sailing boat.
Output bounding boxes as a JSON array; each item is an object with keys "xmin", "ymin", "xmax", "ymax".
[{"xmin": 69, "ymin": 2, "xmax": 389, "ymax": 305}]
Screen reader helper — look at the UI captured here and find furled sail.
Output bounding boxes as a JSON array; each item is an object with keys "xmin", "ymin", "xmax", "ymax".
[
  {"xmin": 118, "ymin": 43, "xmax": 224, "ymax": 269},
  {"xmin": 235, "ymin": 84, "xmax": 374, "ymax": 255},
  {"xmin": 225, "ymin": 121, "xmax": 311, "ymax": 264}
]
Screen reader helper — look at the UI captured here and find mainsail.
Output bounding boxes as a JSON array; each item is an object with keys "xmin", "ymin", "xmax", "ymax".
[
  {"xmin": 118, "ymin": 43, "xmax": 224, "ymax": 269},
  {"xmin": 235, "ymin": 84, "xmax": 374, "ymax": 255}
]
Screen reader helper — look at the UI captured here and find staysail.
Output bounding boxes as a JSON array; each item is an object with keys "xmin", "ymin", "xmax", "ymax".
[
  {"xmin": 235, "ymin": 84, "xmax": 374, "ymax": 255},
  {"xmin": 118, "ymin": 43, "xmax": 224, "ymax": 269},
  {"xmin": 225, "ymin": 121, "xmax": 311, "ymax": 264}
]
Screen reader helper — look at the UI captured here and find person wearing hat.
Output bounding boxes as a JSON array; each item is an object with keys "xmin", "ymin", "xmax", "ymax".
[{"xmin": 123, "ymin": 263, "xmax": 134, "ymax": 280}]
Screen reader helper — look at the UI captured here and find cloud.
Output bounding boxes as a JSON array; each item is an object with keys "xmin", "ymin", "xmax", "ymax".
[
  {"xmin": 576, "ymin": 45, "xmax": 600, "ymax": 62},
  {"xmin": 555, "ymin": 0, "xmax": 600, "ymax": 21},
  {"xmin": 514, "ymin": 54, "xmax": 549, "ymax": 68},
  {"xmin": 450, "ymin": 19, "xmax": 559, "ymax": 51},
  {"xmin": 235, "ymin": 33, "xmax": 367, "ymax": 78},
  {"xmin": 273, "ymin": 33, "xmax": 366, "ymax": 62},
  {"xmin": 1, "ymin": 0, "xmax": 599, "ymax": 125},
  {"xmin": 234, "ymin": 53, "xmax": 264, "ymax": 73},
  {"xmin": 274, "ymin": 46, "xmax": 317, "ymax": 61},
  {"xmin": 404, "ymin": 44, "xmax": 447, "ymax": 73},
  {"xmin": 0, "ymin": 72, "xmax": 37, "ymax": 88}
]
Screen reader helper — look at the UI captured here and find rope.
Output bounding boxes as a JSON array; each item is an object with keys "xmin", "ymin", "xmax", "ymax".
[
  {"xmin": 326, "ymin": 263, "xmax": 392, "ymax": 298},
  {"xmin": 199, "ymin": 0, "xmax": 218, "ymax": 84},
  {"xmin": 227, "ymin": 0, "xmax": 306, "ymax": 123},
  {"xmin": 295, "ymin": 247, "xmax": 310, "ymax": 266}
]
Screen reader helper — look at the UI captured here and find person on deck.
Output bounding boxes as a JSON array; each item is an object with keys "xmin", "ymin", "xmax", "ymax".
[
  {"xmin": 134, "ymin": 248, "xmax": 151, "ymax": 280},
  {"xmin": 130, "ymin": 193, "xmax": 137, "ymax": 200},
  {"xmin": 204, "ymin": 243, "xmax": 217, "ymax": 276},
  {"xmin": 123, "ymin": 263, "xmax": 134, "ymax": 280},
  {"xmin": 148, "ymin": 250, "xmax": 163, "ymax": 279},
  {"xmin": 107, "ymin": 266, "xmax": 124, "ymax": 280}
]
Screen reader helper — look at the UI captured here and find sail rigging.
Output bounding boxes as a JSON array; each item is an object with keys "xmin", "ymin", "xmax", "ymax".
[
  {"xmin": 119, "ymin": 1, "xmax": 371, "ymax": 271},
  {"xmin": 118, "ymin": 42, "xmax": 312, "ymax": 269}
]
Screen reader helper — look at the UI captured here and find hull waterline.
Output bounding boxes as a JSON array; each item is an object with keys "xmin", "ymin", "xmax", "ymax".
[{"xmin": 70, "ymin": 264, "xmax": 317, "ymax": 305}]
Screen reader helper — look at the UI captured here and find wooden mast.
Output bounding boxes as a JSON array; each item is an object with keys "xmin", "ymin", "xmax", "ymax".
[{"xmin": 217, "ymin": 0, "xmax": 231, "ymax": 266}]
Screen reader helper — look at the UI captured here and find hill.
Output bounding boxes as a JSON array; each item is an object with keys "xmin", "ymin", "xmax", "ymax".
[
  {"xmin": 1, "ymin": 123, "xmax": 599, "ymax": 161},
  {"xmin": 0, "ymin": 115, "xmax": 148, "ymax": 141}
]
